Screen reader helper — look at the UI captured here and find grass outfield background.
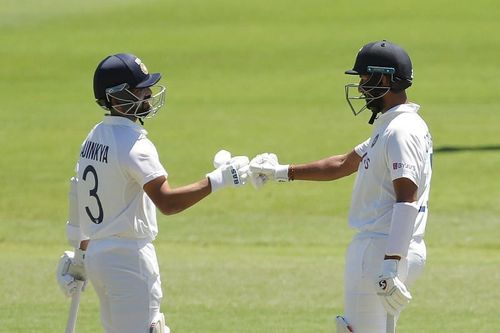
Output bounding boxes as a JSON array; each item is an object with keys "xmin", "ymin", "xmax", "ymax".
[{"xmin": 1, "ymin": 0, "xmax": 499, "ymax": 332}]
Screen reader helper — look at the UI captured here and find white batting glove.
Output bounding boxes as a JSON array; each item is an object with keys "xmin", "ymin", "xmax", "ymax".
[
  {"xmin": 212, "ymin": 149, "xmax": 232, "ymax": 169},
  {"xmin": 56, "ymin": 249, "xmax": 87, "ymax": 297},
  {"xmin": 247, "ymin": 170, "xmax": 267, "ymax": 189},
  {"xmin": 375, "ymin": 259, "xmax": 412, "ymax": 316},
  {"xmin": 207, "ymin": 151, "xmax": 249, "ymax": 192},
  {"xmin": 249, "ymin": 153, "xmax": 289, "ymax": 187}
]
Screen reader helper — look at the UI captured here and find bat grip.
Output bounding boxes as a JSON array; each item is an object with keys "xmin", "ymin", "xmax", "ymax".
[
  {"xmin": 65, "ymin": 280, "xmax": 84, "ymax": 333},
  {"xmin": 386, "ymin": 314, "xmax": 395, "ymax": 333}
]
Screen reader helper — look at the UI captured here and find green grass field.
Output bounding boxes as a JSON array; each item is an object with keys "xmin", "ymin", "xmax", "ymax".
[{"xmin": 1, "ymin": 0, "xmax": 500, "ymax": 332}]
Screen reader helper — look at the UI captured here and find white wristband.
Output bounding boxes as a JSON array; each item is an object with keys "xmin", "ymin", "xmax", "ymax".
[
  {"xmin": 386, "ymin": 202, "xmax": 419, "ymax": 258},
  {"xmin": 275, "ymin": 164, "xmax": 290, "ymax": 182},
  {"xmin": 207, "ymin": 169, "xmax": 224, "ymax": 192}
]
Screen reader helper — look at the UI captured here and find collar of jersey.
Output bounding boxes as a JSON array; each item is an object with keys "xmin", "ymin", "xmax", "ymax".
[
  {"xmin": 102, "ymin": 116, "xmax": 148, "ymax": 135},
  {"xmin": 376, "ymin": 102, "xmax": 420, "ymax": 124}
]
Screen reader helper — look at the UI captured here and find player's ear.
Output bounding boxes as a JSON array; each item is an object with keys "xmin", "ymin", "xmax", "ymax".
[
  {"xmin": 96, "ymin": 98, "xmax": 112, "ymax": 110},
  {"xmin": 381, "ymin": 74, "xmax": 392, "ymax": 86}
]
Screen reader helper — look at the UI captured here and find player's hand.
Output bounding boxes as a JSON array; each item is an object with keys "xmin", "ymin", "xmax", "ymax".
[
  {"xmin": 56, "ymin": 249, "xmax": 87, "ymax": 297},
  {"xmin": 247, "ymin": 169, "xmax": 267, "ymax": 189},
  {"xmin": 207, "ymin": 150, "xmax": 249, "ymax": 192},
  {"xmin": 248, "ymin": 153, "xmax": 289, "ymax": 187},
  {"xmin": 375, "ymin": 259, "xmax": 412, "ymax": 316}
]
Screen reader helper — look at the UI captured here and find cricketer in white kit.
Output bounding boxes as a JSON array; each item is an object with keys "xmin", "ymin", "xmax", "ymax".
[
  {"xmin": 56, "ymin": 53, "xmax": 249, "ymax": 333},
  {"xmin": 248, "ymin": 40, "xmax": 432, "ymax": 333}
]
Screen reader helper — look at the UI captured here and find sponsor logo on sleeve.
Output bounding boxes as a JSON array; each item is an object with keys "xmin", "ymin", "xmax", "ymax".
[{"xmin": 392, "ymin": 162, "xmax": 416, "ymax": 171}]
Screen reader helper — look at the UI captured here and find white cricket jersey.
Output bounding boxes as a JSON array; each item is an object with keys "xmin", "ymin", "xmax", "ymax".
[
  {"xmin": 76, "ymin": 116, "xmax": 167, "ymax": 241},
  {"xmin": 349, "ymin": 103, "xmax": 432, "ymax": 238}
]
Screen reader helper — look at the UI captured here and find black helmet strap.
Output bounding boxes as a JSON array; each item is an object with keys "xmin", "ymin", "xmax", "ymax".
[{"xmin": 368, "ymin": 111, "xmax": 378, "ymax": 125}]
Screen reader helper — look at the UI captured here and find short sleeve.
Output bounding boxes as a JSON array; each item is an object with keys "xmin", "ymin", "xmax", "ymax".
[
  {"xmin": 126, "ymin": 138, "xmax": 168, "ymax": 187},
  {"xmin": 386, "ymin": 128, "xmax": 423, "ymax": 185},
  {"xmin": 354, "ymin": 138, "xmax": 370, "ymax": 157}
]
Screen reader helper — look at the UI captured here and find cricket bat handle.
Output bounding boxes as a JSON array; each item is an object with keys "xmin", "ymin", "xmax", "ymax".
[
  {"xmin": 65, "ymin": 280, "xmax": 84, "ymax": 333},
  {"xmin": 386, "ymin": 314, "xmax": 395, "ymax": 333}
]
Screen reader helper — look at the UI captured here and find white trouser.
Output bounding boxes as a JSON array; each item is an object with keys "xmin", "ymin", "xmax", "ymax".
[
  {"xmin": 344, "ymin": 235, "xmax": 426, "ymax": 333},
  {"xmin": 85, "ymin": 238, "xmax": 164, "ymax": 333}
]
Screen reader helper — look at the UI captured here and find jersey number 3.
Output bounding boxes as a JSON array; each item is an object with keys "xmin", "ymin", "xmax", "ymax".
[{"xmin": 83, "ymin": 165, "xmax": 104, "ymax": 224}]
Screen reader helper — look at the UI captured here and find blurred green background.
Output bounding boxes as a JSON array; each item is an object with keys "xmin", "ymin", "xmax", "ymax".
[{"xmin": 0, "ymin": 0, "xmax": 499, "ymax": 332}]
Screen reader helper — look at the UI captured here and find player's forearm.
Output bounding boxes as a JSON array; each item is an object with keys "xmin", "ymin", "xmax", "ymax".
[
  {"xmin": 292, "ymin": 152, "xmax": 359, "ymax": 181},
  {"xmin": 158, "ymin": 178, "xmax": 211, "ymax": 215},
  {"xmin": 79, "ymin": 240, "xmax": 89, "ymax": 250}
]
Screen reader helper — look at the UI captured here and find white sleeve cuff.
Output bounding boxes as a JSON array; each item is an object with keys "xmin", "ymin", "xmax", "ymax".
[{"xmin": 354, "ymin": 138, "xmax": 370, "ymax": 157}]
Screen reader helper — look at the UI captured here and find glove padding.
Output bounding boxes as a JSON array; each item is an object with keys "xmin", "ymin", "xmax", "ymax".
[
  {"xmin": 375, "ymin": 259, "xmax": 412, "ymax": 316},
  {"xmin": 56, "ymin": 249, "xmax": 87, "ymax": 297},
  {"xmin": 207, "ymin": 150, "xmax": 249, "ymax": 192},
  {"xmin": 248, "ymin": 153, "xmax": 289, "ymax": 188}
]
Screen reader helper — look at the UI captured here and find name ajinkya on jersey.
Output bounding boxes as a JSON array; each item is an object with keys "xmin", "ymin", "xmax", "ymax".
[{"xmin": 80, "ymin": 140, "xmax": 109, "ymax": 164}]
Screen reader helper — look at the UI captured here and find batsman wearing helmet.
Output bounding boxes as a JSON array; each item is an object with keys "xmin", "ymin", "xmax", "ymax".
[
  {"xmin": 249, "ymin": 41, "xmax": 433, "ymax": 333},
  {"xmin": 56, "ymin": 53, "xmax": 249, "ymax": 333}
]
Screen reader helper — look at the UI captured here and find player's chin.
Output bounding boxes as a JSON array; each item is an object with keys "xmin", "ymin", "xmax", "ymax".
[{"xmin": 138, "ymin": 105, "xmax": 152, "ymax": 116}]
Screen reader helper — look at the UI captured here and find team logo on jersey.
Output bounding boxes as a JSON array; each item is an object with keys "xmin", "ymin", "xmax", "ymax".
[
  {"xmin": 370, "ymin": 134, "xmax": 379, "ymax": 148},
  {"xmin": 135, "ymin": 58, "xmax": 149, "ymax": 75}
]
